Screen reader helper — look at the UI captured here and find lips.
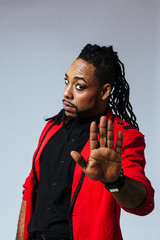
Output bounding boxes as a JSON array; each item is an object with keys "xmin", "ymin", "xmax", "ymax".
[{"xmin": 63, "ymin": 100, "xmax": 77, "ymax": 112}]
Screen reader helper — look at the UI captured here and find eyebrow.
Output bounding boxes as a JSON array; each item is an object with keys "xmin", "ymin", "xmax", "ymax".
[{"xmin": 65, "ymin": 73, "xmax": 87, "ymax": 84}]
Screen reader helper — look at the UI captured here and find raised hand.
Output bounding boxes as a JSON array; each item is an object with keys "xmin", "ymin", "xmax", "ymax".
[{"xmin": 71, "ymin": 116, "xmax": 123, "ymax": 184}]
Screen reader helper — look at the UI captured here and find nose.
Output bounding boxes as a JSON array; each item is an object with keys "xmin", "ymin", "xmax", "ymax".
[{"xmin": 63, "ymin": 84, "xmax": 73, "ymax": 99}]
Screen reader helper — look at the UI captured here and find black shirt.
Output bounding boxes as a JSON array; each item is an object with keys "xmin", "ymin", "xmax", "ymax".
[{"xmin": 28, "ymin": 118, "xmax": 92, "ymax": 239}]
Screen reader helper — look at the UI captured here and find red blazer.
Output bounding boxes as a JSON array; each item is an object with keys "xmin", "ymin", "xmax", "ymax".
[{"xmin": 23, "ymin": 110, "xmax": 154, "ymax": 240}]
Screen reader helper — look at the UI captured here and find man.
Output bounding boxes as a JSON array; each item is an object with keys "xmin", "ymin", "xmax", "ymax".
[{"xmin": 16, "ymin": 44, "xmax": 154, "ymax": 240}]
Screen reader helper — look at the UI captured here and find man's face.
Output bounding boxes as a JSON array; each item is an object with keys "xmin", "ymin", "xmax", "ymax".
[{"xmin": 63, "ymin": 58, "xmax": 105, "ymax": 119}]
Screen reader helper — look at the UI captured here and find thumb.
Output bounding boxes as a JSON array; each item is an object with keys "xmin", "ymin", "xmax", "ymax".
[{"xmin": 70, "ymin": 150, "xmax": 87, "ymax": 170}]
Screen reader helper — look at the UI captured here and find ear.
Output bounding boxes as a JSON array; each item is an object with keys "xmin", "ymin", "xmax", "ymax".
[{"xmin": 101, "ymin": 84, "xmax": 112, "ymax": 100}]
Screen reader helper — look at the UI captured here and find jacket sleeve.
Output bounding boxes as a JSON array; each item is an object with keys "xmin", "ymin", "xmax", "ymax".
[{"xmin": 121, "ymin": 129, "xmax": 155, "ymax": 216}]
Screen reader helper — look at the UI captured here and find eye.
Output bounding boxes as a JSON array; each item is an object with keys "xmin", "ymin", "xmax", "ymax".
[
  {"xmin": 76, "ymin": 84, "xmax": 86, "ymax": 91},
  {"xmin": 64, "ymin": 78, "xmax": 69, "ymax": 85}
]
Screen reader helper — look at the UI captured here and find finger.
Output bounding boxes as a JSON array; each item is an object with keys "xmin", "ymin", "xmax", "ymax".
[
  {"xmin": 70, "ymin": 150, "xmax": 87, "ymax": 171},
  {"xmin": 99, "ymin": 116, "xmax": 107, "ymax": 147},
  {"xmin": 107, "ymin": 119, "xmax": 114, "ymax": 149},
  {"xmin": 115, "ymin": 131, "xmax": 123, "ymax": 154},
  {"xmin": 90, "ymin": 121, "xmax": 98, "ymax": 150}
]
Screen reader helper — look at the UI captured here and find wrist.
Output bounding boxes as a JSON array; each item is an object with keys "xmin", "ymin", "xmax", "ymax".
[{"xmin": 104, "ymin": 168, "xmax": 126, "ymax": 192}]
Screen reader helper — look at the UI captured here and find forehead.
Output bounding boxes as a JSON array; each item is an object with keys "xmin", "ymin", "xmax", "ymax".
[{"xmin": 66, "ymin": 58, "xmax": 96, "ymax": 81}]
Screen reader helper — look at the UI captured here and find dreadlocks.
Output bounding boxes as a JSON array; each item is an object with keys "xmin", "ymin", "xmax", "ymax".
[
  {"xmin": 47, "ymin": 44, "xmax": 139, "ymax": 129},
  {"xmin": 78, "ymin": 44, "xmax": 139, "ymax": 129}
]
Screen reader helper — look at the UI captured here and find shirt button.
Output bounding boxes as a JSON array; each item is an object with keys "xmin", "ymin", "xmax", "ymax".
[
  {"xmin": 48, "ymin": 206, "xmax": 51, "ymax": 210},
  {"xmin": 60, "ymin": 160, "xmax": 65, "ymax": 164},
  {"xmin": 42, "ymin": 234, "xmax": 46, "ymax": 240},
  {"xmin": 52, "ymin": 182, "xmax": 57, "ymax": 186},
  {"xmin": 71, "ymin": 138, "xmax": 74, "ymax": 143}
]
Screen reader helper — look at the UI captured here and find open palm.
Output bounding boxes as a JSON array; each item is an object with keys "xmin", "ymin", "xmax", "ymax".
[{"xmin": 71, "ymin": 116, "xmax": 123, "ymax": 184}]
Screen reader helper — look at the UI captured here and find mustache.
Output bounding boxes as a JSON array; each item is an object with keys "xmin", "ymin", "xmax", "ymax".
[{"xmin": 62, "ymin": 99, "xmax": 78, "ymax": 110}]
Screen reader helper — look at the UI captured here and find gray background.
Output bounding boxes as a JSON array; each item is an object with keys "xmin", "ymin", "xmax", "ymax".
[{"xmin": 0, "ymin": 0, "xmax": 159, "ymax": 239}]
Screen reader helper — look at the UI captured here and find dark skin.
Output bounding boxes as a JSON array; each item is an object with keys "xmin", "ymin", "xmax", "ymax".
[
  {"xmin": 16, "ymin": 121, "xmax": 146, "ymax": 240},
  {"xmin": 16, "ymin": 200, "xmax": 26, "ymax": 240},
  {"xmin": 65, "ymin": 58, "xmax": 147, "ymax": 209},
  {"xmin": 71, "ymin": 116, "xmax": 147, "ymax": 209},
  {"xmin": 16, "ymin": 120, "xmax": 146, "ymax": 239},
  {"xmin": 16, "ymin": 59, "xmax": 147, "ymax": 239}
]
